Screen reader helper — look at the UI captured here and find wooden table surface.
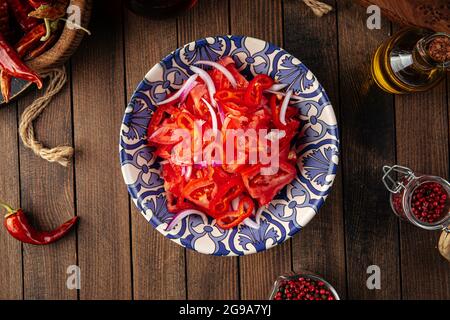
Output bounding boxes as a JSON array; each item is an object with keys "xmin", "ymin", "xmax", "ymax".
[{"xmin": 0, "ymin": 0, "xmax": 449, "ymax": 300}]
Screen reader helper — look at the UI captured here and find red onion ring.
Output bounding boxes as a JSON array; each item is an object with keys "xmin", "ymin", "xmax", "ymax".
[
  {"xmin": 279, "ymin": 89, "xmax": 293, "ymax": 125},
  {"xmin": 156, "ymin": 74, "xmax": 199, "ymax": 106},
  {"xmin": 165, "ymin": 209, "xmax": 208, "ymax": 231},
  {"xmin": 190, "ymin": 66, "xmax": 217, "ymax": 107},
  {"xmin": 202, "ymin": 98, "xmax": 218, "ymax": 133},
  {"xmin": 195, "ymin": 60, "xmax": 237, "ymax": 88}
]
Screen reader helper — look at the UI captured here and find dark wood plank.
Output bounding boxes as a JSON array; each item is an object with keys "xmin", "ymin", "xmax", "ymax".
[
  {"xmin": 337, "ymin": 0, "xmax": 401, "ymax": 299},
  {"xmin": 230, "ymin": 0, "xmax": 283, "ymax": 45},
  {"xmin": 395, "ymin": 82, "xmax": 450, "ymax": 299},
  {"xmin": 229, "ymin": 0, "xmax": 292, "ymax": 300},
  {"xmin": 17, "ymin": 68, "xmax": 77, "ymax": 300},
  {"xmin": 123, "ymin": 11, "xmax": 186, "ymax": 300},
  {"xmin": 178, "ymin": 0, "xmax": 239, "ymax": 300},
  {"xmin": 0, "ymin": 103, "xmax": 23, "ymax": 300},
  {"xmin": 283, "ymin": 0, "xmax": 347, "ymax": 299},
  {"xmin": 71, "ymin": 0, "xmax": 132, "ymax": 299}
]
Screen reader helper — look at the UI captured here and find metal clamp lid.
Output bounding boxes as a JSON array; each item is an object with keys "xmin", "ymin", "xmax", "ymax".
[{"xmin": 382, "ymin": 165, "xmax": 416, "ymax": 193}]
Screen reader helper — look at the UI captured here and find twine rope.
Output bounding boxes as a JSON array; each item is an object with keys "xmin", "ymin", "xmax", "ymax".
[
  {"xmin": 303, "ymin": 0, "xmax": 333, "ymax": 17},
  {"xmin": 19, "ymin": 66, "xmax": 73, "ymax": 167}
]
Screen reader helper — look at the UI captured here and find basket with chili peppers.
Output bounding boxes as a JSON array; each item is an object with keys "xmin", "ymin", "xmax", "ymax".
[{"xmin": 0, "ymin": 0, "xmax": 91, "ymax": 103}]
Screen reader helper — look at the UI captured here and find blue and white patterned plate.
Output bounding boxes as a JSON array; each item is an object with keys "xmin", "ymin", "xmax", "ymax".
[{"xmin": 120, "ymin": 35, "xmax": 339, "ymax": 256}]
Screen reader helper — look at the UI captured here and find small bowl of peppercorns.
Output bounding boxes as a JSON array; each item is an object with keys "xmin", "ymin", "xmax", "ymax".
[{"xmin": 269, "ymin": 273, "xmax": 340, "ymax": 301}]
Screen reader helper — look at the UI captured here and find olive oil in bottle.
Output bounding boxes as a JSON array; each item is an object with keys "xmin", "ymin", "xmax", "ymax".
[{"xmin": 371, "ymin": 28, "xmax": 449, "ymax": 94}]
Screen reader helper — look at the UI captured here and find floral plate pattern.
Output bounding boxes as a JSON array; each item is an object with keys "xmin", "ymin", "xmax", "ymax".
[{"xmin": 120, "ymin": 35, "xmax": 339, "ymax": 256}]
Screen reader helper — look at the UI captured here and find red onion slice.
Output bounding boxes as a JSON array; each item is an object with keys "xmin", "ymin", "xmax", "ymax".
[
  {"xmin": 156, "ymin": 74, "xmax": 199, "ymax": 106},
  {"xmin": 243, "ymin": 218, "xmax": 260, "ymax": 229},
  {"xmin": 180, "ymin": 80, "xmax": 198, "ymax": 103},
  {"xmin": 202, "ymin": 98, "xmax": 218, "ymax": 133},
  {"xmin": 148, "ymin": 127, "xmax": 176, "ymax": 144},
  {"xmin": 165, "ymin": 209, "xmax": 208, "ymax": 231},
  {"xmin": 279, "ymin": 89, "xmax": 293, "ymax": 125},
  {"xmin": 195, "ymin": 60, "xmax": 237, "ymax": 88},
  {"xmin": 231, "ymin": 197, "xmax": 240, "ymax": 211},
  {"xmin": 264, "ymin": 89, "xmax": 302, "ymax": 101},
  {"xmin": 243, "ymin": 206, "xmax": 266, "ymax": 229},
  {"xmin": 268, "ymin": 83, "xmax": 288, "ymax": 91},
  {"xmin": 190, "ymin": 66, "xmax": 217, "ymax": 107},
  {"xmin": 184, "ymin": 165, "xmax": 192, "ymax": 181},
  {"xmin": 265, "ymin": 130, "xmax": 286, "ymax": 141}
]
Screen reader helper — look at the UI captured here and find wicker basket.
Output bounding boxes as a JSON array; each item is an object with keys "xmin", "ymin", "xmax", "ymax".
[
  {"xmin": 28, "ymin": 0, "xmax": 93, "ymax": 75},
  {"xmin": 0, "ymin": 0, "xmax": 93, "ymax": 104}
]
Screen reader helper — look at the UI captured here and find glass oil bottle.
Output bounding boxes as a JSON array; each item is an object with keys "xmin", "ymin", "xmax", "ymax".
[{"xmin": 371, "ymin": 28, "xmax": 449, "ymax": 94}]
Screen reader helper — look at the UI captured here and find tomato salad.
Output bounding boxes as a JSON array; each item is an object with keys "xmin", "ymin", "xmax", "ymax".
[{"xmin": 147, "ymin": 56, "xmax": 302, "ymax": 231}]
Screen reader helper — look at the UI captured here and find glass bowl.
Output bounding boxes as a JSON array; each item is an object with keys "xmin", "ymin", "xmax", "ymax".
[{"xmin": 269, "ymin": 272, "xmax": 340, "ymax": 300}]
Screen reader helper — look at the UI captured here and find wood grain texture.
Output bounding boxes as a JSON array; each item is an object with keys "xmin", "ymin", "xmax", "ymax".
[
  {"xmin": 355, "ymin": 0, "xmax": 450, "ymax": 33},
  {"xmin": 230, "ymin": 0, "xmax": 283, "ymax": 46},
  {"xmin": 229, "ymin": 0, "xmax": 292, "ymax": 300},
  {"xmin": 18, "ymin": 68, "xmax": 77, "ymax": 300},
  {"xmin": 178, "ymin": 0, "xmax": 238, "ymax": 300},
  {"xmin": 337, "ymin": 0, "xmax": 401, "ymax": 299},
  {"xmin": 123, "ymin": 12, "xmax": 186, "ymax": 300},
  {"xmin": 71, "ymin": 0, "xmax": 131, "ymax": 299},
  {"xmin": 0, "ymin": 103, "xmax": 23, "ymax": 300},
  {"xmin": 395, "ymin": 81, "xmax": 450, "ymax": 299},
  {"xmin": 283, "ymin": 0, "xmax": 347, "ymax": 299}
]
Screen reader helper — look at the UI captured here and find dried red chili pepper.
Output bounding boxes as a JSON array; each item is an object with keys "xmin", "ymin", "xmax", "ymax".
[
  {"xmin": 6, "ymin": 0, "xmax": 39, "ymax": 32},
  {"xmin": 1, "ymin": 202, "xmax": 78, "ymax": 245},
  {"xmin": 28, "ymin": 0, "xmax": 68, "ymax": 20},
  {"xmin": 0, "ymin": 69, "xmax": 11, "ymax": 101},
  {"xmin": 0, "ymin": 0, "xmax": 11, "ymax": 39},
  {"xmin": 14, "ymin": 23, "xmax": 46, "ymax": 57},
  {"xmin": 27, "ymin": 0, "xmax": 52, "ymax": 9},
  {"xmin": 0, "ymin": 32, "xmax": 42, "ymax": 101},
  {"xmin": 24, "ymin": 31, "xmax": 57, "ymax": 60}
]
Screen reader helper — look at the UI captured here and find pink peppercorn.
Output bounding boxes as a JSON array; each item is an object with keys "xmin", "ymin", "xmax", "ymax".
[{"xmin": 272, "ymin": 276, "xmax": 337, "ymax": 301}]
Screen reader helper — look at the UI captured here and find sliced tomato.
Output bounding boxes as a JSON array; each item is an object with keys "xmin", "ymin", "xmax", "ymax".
[
  {"xmin": 220, "ymin": 101, "xmax": 248, "ymax": 116},
  {"xmin": 147, "ymin": 123, "xmax": 182, "ymax": 145},
  {"xmin": 209, "ymin": 177, "xmax": 245, "ymax": 217},
  {"xmin": 251, "ymin": 74, "xmax": 274, "ymax": 90},
  {"xmin": 188, "ymin": 84, "xmax": 210, "ymax": 118},
  {"xmin": 240, "ymin": 161, "xmax": 296, "ymax": 206},
  {"xmin": 270, "ymin": 95, "xmax": 300, "ymax": 129},
  {"xmin": 247, "ymin": 107, "xmax": 271, "ymax": 131},
  {"xmin": 218, "ymin": 56, "xmax": 235, "ymax": 66},
  {"xmin": 176, "ymin": 111, "xmax": 195, "ymax": 130},
  {"xmin": 225, "ymin": 64, "xmax": 249, "ymax": 89},
  {"xmin": 211, "ymin": 69, "xmax": 232, "ymax": 91},
  {"xmin": 216, "ymin": 196, "xmax": 254, "ymax": 230},
  {"xmin": 154, "ymin": 145, "xmax": 173, "ymax": 159},
  {"xmin": 243, "ymin": 82, "xmax": 263, "ymax": 108},
  {"xmin": 182, "ymin": 177, "xmax": 218, "ymax": 210},
  {"xmin": 148, "ymin": 105, "xmax": 180, "ymax": 133},
  {"xmin": 166, "ymin": 191, "xmax": 197, "ymax": 212}
]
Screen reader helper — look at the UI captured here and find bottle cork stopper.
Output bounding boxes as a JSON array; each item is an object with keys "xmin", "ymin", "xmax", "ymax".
[{"xmin": 428, "ymin": 36, "xmax": 450, "ymax": 63}]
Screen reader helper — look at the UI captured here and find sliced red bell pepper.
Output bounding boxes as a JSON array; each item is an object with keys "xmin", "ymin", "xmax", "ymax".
[
  {"xmin": 215, "ymin": 89, "xmax": 244, "ymax": 103},
  {"xmin": 243, "ymin": 74, "xmax": 274, "ymax": 108},
  {"xmin": 209, "ymin": 176, "xmax": 245, "ymax": 217},
  {"xmin": 148, "ymin": 105, "xmax": 180, "ymax": 133},
  {"xmin": 182, "ymin": 177, "xmax": 218, "ymax": 210},
  {"xmin": 216, "ymin": 196, "xmax": 254, "ymax": 230}
]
